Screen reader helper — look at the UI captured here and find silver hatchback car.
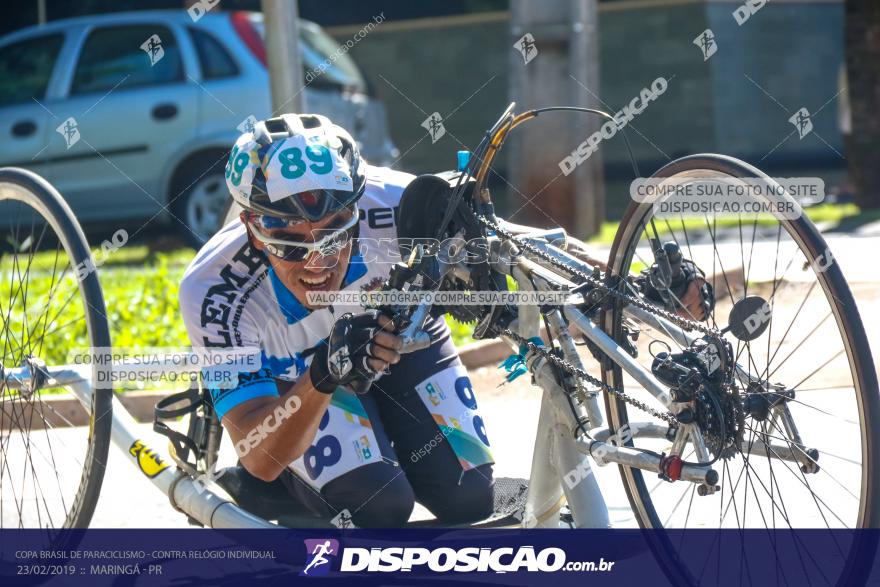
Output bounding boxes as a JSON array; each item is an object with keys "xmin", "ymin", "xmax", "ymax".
[{"xmin": 0, "ymin": 10, "xmax": 399, "ymax": 245}]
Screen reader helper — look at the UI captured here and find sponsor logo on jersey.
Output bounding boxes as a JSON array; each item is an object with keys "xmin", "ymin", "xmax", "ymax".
[
  {"xmin": 358, "ymin": 206, "xmax": 399, "ymax": 229},
  {"xmin": 352, "ymin": 434, "xmax": 373, "ymax": 462},
  {"xmin": 199, "ymin": 242, "xmax": 267, "ymax": 347},
  {"xmin": 425, "ymin": 382, "xmax": 446, "ymax": 406}
]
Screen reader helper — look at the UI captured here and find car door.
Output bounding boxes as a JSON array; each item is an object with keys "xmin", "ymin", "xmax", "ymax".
[
  {"xmin": 43, "ymin": 22, "xmax": 198, "ymax": 223},
  {"xmin": 0, "ymin": 33, "xmax": 66, "ymax": 180},
  {"xmin": 185, "ymin": 26, "xmax": 268, "ymax": 137}
]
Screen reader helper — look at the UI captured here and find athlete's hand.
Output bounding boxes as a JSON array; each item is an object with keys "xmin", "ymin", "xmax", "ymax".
[
  {"xmin": 309, "ymin": 310, "xmax": 403, "ymax": 394},
  {"xmin": 639, "ymin": 259, "xmax": 715, "ymax": 322},
  {"xmin": 676, "ymin": 272, "xmax": 713, "ymax": 321}
]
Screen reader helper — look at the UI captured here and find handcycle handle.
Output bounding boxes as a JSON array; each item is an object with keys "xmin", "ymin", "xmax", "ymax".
[
  {"xmin": 348, "ymin": 300, "xmax": 433, "ymax": 394},
  {"xmin": 397, "ymin": 300, "xmax": 432, "ymax": 354}
]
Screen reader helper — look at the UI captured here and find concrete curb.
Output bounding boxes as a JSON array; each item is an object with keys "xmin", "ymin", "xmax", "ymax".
[
  {"xmin": 5, "ymin": 337, "xmax": 528, "ymax": 428},
  {"xmin": 1, "ymin": 389, "xmax": 174, "ymax": 429},
  {"xmin": 457, "ymin": 338, "xmax": 514, "ymax": 370}
]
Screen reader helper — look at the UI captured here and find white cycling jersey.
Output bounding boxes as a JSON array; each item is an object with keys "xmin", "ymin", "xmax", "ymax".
[
  {"xmin": 179, "ymin": 165, "xmax": 492, "ymax": 488},
  {"xmin": 179, "ymin": 164, "xmax": 411, "ymax": 417}
]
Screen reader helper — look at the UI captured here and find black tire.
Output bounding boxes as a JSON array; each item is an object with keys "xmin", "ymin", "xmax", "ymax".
[
  {"xmin": 601, "ymin": 154, "xmax": 880, "ymax": 585},
  {"xmin": 169, "ymin": 153, "xmax": 230, "ymax": 248},
  {"xmin": 0, "ymin": 167, "xmax": 113, "ymax": 529}
]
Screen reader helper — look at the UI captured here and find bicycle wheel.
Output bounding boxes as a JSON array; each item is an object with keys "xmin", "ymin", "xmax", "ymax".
[
  {"xmin": 0, "ymin": 167, "xmax": 112, "ymax": 528},
  {"xmin": 601, "ymin": 154, "xmax": 880, "ymax": 584}
]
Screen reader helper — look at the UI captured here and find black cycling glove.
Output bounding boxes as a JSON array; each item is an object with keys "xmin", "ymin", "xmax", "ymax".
[{"xmin": 308, "ymin": 310, "xmax": 389, "ymax": 394}]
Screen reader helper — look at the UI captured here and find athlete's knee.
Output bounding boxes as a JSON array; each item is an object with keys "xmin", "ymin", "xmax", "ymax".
[
  {"xmin": 425, "ymin": 464, "xmax": 495, "ymax": 524},
  {"xmin": 321, "ymin": 462, "xmax": 415, "ymax": 527}
]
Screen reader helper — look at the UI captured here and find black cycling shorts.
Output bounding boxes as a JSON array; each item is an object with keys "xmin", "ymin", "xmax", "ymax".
[{"xmin": 280, "ymin": 315, "xmax": 495, "ymax": 527}]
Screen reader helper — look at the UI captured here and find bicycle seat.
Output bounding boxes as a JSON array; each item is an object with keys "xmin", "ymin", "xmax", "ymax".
[{"xmin": 216, "ymin": 466, "xmax": 530, "ymax": 528}]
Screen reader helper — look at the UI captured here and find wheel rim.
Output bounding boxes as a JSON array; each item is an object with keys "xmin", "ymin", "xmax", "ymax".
[
  {"xmin": 1, "ymin": 172, "xmax": 111, "ymax": 529},
  {"xmin": 603, "ymin": 158, "xmax": 877, "ymax": 582},
  {"xmin": 184, "ymin": 174, "xmax": 228, "ymax": 244}
]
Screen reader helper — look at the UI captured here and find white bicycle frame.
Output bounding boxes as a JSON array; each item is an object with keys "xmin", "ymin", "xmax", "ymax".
[
  {"xmin": 3, "ymin": 234, "xmax": 810, "ymax": 529},
  {"xmin": 498, "ymin": 233, "xmax": 817, "ymax": 527}
]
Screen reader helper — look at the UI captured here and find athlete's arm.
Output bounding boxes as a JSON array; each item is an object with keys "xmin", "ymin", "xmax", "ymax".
[
  {"xmin": 222, "ymin": 375, "xmax": 332, "ymax": 482},
  {"xmin": 223, "ymin": 313, "xmax": 402, "ymax": 482}
]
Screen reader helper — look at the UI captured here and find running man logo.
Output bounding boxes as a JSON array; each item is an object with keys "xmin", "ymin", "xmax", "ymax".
[
  {"xmin": 129, "ymin": 440, "xmax": 170, "ymax": 478},
  {"xmin": 693, "ymin": 29, "xmax": 717, "ymax": 61},
  {"xmin": 301, "ymin": 539, "xmax": 340, "ymax": 577},
  {"xmin": 329, "ymin": 346, "xmax": 352, "ymax": 378},
  {"xmin": 330, "ymin": 509, "xmax": 354, "ymax": 529},
  {"xmin": 421, "ymin": 113, "xmax": 446, "ymax": 143},
  {"xmin": 789, "ymin": 107, "xmax": 814, "ymax": 139},
  {"xmin": 56, "ymin": 117, "xmax": 80, "ymax": 149},
  {"xmin": 514, "ymin": 33, "xmax": 538, "ymax": 65},
  {"xmin": 237, "ymin": 114, "xmax": 258, "ymax": 134},
  {"xmin": 140, "ymin": 34, "xmax": 165, "ymax": 66}
]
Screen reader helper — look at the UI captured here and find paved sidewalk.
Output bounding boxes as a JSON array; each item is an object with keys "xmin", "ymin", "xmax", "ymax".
[{"xmin": 591, "ymin": 234, "xmax": 880, "ymax": 284}]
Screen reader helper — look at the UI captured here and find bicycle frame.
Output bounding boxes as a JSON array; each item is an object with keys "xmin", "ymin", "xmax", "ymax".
[
  {"xmin": 482, "ymin": 233, "xmax": 816, "ymax": 527},
  {"xmin": 5, "ymin": 360, "xmax": 275, "ymax": 528},
  {"xmin": 2, "ymin": 235, "xmax": 811, "ymax": 529}
]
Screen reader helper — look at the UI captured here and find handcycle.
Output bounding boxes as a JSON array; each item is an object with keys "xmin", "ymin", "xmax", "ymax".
[{"xmin": 1, "ymin": 102, "xmax": 878, "ymax": 585}]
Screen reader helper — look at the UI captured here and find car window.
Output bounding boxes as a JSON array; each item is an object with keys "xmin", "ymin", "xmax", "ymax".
[
  {"xmin": 248, "ymin": 16, "xmax": 366, "ymax": 93},
  {"xmin": 188, "ymin": 28, "xmax": 239, "ymax": 79},
  {"xmin": 298, "ymin": 24, "xmax": 366, "ymax": 92},
  {"xmin": 71, "ymin": 25, "xmax": 183, "ymax": 95},
  {"xmin": 0, "ymin": 34, "xmax": 64, "ymax": 106}
]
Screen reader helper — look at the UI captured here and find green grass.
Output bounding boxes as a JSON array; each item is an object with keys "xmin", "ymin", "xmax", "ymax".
[
  {"xmin": 2, "ymin": 248, "xmax": 193, "ymax": 394},
  {"xmin": 0, "ymin": 243, "xmax": 194, "ymax": 274},
  {"xmin": 586, "ymin": 203, "xmax": 880, "ymax": 246}
]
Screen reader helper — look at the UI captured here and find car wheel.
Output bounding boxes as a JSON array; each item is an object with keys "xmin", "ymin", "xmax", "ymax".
[{"xmin": 171, "ymin": 165, "xmax": 229, "ymax": 248}]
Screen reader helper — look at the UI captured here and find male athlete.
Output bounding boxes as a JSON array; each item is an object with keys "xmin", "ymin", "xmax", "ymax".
[{"xmin": 179, "ymin": 113, "xmax": 713, "ymax": 528}]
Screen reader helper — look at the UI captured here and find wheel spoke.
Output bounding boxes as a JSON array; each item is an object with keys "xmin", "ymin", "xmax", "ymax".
[
  {"xmin": 601, "ymin": 163, "xmax": 875, "ymax": 584},
  {"xmin": 1, "ymin": 176, "xmax": 112, "ymax": 531}
]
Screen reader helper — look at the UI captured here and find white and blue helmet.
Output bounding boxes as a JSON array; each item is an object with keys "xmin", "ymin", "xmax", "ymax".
[{"xmin": 225, "ymin": 113, "xmax": 366, "ymax": 221}]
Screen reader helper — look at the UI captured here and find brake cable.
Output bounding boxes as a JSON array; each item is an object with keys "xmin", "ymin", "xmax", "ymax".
[{"xmin": 428, "ymin": 105, "xmax": 735, "ymax": 451}]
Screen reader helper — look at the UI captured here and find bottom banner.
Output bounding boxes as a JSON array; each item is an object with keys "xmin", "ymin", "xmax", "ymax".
[{"xmin": 2, "ymin": 529, "xmax": 878, "ymax": 586}]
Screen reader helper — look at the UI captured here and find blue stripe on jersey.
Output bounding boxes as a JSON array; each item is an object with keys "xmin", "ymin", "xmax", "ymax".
[
  {"xmin": 260, "ymin": 349, "xmax": 309, "ymax": 378},
  {"xmin": 267, "ymin": 266, "xmax": 311, "ymax": 325},
  {"xmin": 211, "ymin": 379, "xmax": 278, "ymax": 419},
  {"xmin": 342, "ymin": 253, "xmax": 367, "ymax": 286}
]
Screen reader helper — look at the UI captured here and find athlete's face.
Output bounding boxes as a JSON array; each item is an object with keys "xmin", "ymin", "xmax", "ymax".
[{"xmin": 243, "ymin": 207, "xmax": 355, "ymax": 309}]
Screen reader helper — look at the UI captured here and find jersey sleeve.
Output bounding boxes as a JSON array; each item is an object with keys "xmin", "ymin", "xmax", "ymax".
[{"xmin": 179, "ymin": 271, "xmax": 278, "ymax": 420}]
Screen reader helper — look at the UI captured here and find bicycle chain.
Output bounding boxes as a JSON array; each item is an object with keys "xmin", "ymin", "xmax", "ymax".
[
  {"xmin": 502, "ymin": 327, "xmax": 679, "ymax": 426},
  {"xmin": 477, "ymin": 214, "xmax": 722, "ymax": 427},
  {"xmin": 477, "ymin": 215, "xmax": 717, "ymax": 337}
]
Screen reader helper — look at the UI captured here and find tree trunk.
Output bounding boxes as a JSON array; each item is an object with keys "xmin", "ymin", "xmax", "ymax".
[{"xmin": 844, "ymin": 0, "xmax": 880, "ymax": 209}]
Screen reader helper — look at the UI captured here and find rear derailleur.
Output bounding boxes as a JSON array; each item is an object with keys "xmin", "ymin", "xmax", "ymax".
[{"xmin": 651, "ymin": 334, "xmax": 744, "ymax": 461}]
